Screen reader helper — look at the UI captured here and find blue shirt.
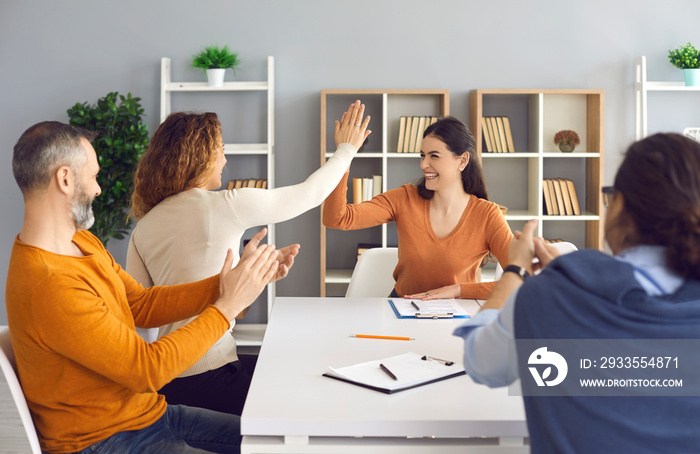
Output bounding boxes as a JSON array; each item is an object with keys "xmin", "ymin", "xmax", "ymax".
[{"xmin": 453, "ymin": 246, "xmax": 685, "ymax": 387}]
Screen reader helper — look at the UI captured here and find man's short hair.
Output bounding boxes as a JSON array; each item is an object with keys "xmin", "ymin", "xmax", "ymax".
[{"xmin": 13, "ymin": 121, "xmax": 97, "ymax": 194}]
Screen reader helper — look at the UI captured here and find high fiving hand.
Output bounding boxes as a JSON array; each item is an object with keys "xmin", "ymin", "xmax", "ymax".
[{"xmin": 334, "ymin": 100, "xmax": 371, "ymax": 149}]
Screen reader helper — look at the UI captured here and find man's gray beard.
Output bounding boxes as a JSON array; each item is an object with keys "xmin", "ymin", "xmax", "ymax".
[{"xmin": 71, "ymin": 184, "xmax": 95, "ymax": 231}]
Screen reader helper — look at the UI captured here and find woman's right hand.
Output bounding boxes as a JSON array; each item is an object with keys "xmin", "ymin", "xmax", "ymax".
[{"xmin": 334, "ymin": 100, "xmax": 371, "ymax": 149}]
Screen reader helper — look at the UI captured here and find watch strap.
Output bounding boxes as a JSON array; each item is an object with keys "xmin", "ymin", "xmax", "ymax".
[{"xmin": 503, "ymin": 264, "xmax": 529, "ymax": 280}]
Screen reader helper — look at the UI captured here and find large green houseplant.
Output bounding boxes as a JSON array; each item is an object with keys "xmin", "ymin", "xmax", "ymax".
[
  {"xmin": 67, "ymin": 92, "xmax": 149, "ymax": 245},
  {"xmin": 192, "ymin": 45, "xmax": 240, "ymax": 86}
]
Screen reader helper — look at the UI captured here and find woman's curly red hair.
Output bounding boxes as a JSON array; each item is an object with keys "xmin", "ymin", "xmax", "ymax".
[{"xmin": 131, "ymin": 112, "xmax": 222, "ymax": 218}]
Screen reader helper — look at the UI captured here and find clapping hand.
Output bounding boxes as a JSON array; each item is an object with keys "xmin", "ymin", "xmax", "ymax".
[
  {"xmin": 273, "ymin": 243, "xmax": 300, "ymax": 282},
  {"xmin": 215, "ymin": 228, "xmax": 279, "ymax": 320},
  {"xmin": 508, "ymin": 219, "xmax": 561, "ymax": 275}
]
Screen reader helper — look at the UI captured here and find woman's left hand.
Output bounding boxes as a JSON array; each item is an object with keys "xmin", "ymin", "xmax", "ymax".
[
  {"xmin": 273, "ymin": 243, "xmax": 300, "ymax": 282},
  {"xmin": 403, "ymin": 284, "xmax": 461, "ymax": 301},
  {"xmin": 508, "ymin": 219, "xmax": 538, "ymax": 274}
]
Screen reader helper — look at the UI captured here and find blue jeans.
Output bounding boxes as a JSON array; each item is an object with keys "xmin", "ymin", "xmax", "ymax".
[{"xmin": 68, "ymin": 405, "xmax": 241, "ymax": 453}]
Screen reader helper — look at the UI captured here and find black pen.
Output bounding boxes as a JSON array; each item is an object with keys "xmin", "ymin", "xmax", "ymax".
[
  {"xmin": 421, "ymin": 355, "xmax": 455, "ymax": 366},
  {"xmin": 379, "ymin": 363, "xmax": 398, "ymax": 380},
  {"xmin": 411, "ymin": 301, "xmax": 420, "ymax": 311}
]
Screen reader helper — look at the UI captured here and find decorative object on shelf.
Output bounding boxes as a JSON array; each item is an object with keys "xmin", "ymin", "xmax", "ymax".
[
  {"xmin": 191, "ymin": 45, "xmax": 240, "ymax": 87},
  {"xmin": 684, "ymin": 127, "xmax": 700, "ymax": 142},
  {"xmin": 668, "ymin": 42, "xmax": 700, "ymax": 86},
  {"xmin": 67, "ymin": 92, "xmax": 149, "ymax": 245},
  {"xmin": 553, "ymin": 129, "xmax": 580, "ymax": 152}
]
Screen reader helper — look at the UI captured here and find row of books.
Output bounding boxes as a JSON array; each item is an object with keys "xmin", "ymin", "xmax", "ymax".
[
  {"xmin": 481, "ymin": 116, "xmax": 516, "ymax": 153},
  {"xmin": 226, "ymin": 179, "xmax": 268, "ymax": 190},
  {"xmin": 352, "ymin": 175, "xmax": 382, "ymax": 204},
  {"xmin": 543, "ymin": 178, "xmax": 580, "ymax": 215},
  {"xmin": 396, "ymin": 116, "xmax": 439, "ymax": 153}
]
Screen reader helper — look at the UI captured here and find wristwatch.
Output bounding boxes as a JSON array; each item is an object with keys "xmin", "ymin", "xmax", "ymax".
[{"xmin": 503, "ymin": 264, "xmax": 529, "ymax": 281}]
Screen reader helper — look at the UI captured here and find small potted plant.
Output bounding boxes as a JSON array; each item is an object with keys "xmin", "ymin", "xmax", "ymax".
[
  {"xmin": 668, "ymin": 42, "xmax": 700, "ymax": 86},
  {"xmin": 554, "ymin": 130, "xmax": 580, "ymax": 153},
  {"xmin": 192, "ymin": 45, "xmax": 240, "ymax": 87}
]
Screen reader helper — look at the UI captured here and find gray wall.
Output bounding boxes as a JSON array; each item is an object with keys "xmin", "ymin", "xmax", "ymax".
[{"xmin": 2, "ymin": 0, "xmax": 699, "ymax": 324}]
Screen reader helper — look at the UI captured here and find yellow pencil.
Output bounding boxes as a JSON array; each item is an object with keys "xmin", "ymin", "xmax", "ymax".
[{"xmin": 351, "ymin": 334, "xmax": 414, "ymax": 341}]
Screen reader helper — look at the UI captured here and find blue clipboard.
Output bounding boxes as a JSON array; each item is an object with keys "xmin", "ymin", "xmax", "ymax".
[{"xmin": 388, "ymin": 299, "xmax": 470, "ymax": 319}]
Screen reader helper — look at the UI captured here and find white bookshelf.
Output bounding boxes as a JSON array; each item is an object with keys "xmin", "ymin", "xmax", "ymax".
[
  {"xmin": 160, "ymin": 56, "xmax": 275, "ymax": 345},
  {"xmin": 635, "ymin": 55, "xmax": 700, "ymax": 140}
]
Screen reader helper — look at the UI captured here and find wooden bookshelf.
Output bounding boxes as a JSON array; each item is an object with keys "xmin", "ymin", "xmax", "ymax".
[
  {"xmin": 470, "ymin": 89, "xmax": 604, "ymax": 251},
  {"xmin": 320, "ymin": 89, "xmax": 449, "ymax": 296}
]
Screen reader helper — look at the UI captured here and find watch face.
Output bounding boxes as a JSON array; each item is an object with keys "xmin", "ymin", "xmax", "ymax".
[{"xmin": 684, "ymin": 127, "xmax": 700, "ymax": 142}]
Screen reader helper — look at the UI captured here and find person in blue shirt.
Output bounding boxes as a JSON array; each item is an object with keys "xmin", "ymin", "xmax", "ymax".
[{"xmin": 455, "ymin": 132, "xmax": 700, "ymax": 453}]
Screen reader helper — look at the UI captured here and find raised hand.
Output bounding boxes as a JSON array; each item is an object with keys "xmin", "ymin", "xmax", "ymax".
[{"xmin": 334, "ymin": 100, "xmax": 371, "ymax": 149}]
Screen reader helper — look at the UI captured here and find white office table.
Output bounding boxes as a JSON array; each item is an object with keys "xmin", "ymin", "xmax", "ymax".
[{"xmin": 241, "ymin": 297, "xmax": 528, "ymax": 453}]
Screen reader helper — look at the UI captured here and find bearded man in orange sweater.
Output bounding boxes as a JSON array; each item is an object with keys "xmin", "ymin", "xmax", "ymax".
[{"xmin": 5, "ymin": 121, "xmax": 297, "ymax": 454}]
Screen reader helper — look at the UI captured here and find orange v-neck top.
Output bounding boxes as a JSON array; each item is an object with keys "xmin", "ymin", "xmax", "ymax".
[{"xmin": 323, "ymin": 172, "xmax": 512, "ymax": 299}]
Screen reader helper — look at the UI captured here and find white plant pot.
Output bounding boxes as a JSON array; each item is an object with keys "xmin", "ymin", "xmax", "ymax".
[{"xmin": 206, "ymin": 68, "xmax": 226, "ymax": 87}]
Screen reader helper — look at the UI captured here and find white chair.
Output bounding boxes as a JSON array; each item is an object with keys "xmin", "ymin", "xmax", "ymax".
[
  {"xmin": 494, "ymin": 241, "xmax": 578, "ymax": 280},
  {"xmin": 0, "ymin": 326, "xmax": 42, "ymax": 454},
  {"xmin": 345, "ymin": 247, "xmax": 399, "ymax": 297}
]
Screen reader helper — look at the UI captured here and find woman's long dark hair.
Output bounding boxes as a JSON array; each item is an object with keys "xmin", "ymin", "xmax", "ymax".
[
  {"xmin": 614, "ymin": 132, "xmax": 700, "ymax": 279},
  {"xmin": 416, "ymin": 116, "xmax": 489, "ymax": 200}
]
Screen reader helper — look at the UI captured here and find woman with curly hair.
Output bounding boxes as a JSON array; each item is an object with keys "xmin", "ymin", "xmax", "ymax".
[{"xmin": 126, "ymin": 101, "xmax": 370, "ymax": 415}]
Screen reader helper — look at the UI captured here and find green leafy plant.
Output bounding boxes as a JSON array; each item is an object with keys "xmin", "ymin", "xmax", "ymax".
[
  {"xmin": 554, "ymin": 130, "xmax": 580, "ymax": 146},
  {"xmin": 66, "ymin": 92, "xmax": 149, "ymax": 245},
  {"xmin": 668, "ymin": 42, "xmax": 700, "ymax": 69},
  {"xmin": 191, "ymin": 45, "xmax": 240, "ymax": 72}
]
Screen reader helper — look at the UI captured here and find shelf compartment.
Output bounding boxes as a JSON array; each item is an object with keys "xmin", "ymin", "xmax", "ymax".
[
  {"xmin": 482, "ymin": 155, "xmax": 540, "ymax": 217},
  {"xmin": 323, "ymin": 94, "xmax": 384, "ymax": 154},
  {"xmin": 542, "ymin": 220, "xmax": 587, "ymax": 250}
]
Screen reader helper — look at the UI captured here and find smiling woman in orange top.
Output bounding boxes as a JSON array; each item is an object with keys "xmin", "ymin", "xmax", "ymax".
[{"xmin": 323, "ymin": 116, "xmax": 512, "ymax": 300}]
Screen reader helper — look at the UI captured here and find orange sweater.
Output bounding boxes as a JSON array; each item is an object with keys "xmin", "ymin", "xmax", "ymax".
[
  {"xmin": 323, "ymin": 173, "xmax": 512, "ymax": 299},
  {"xmin": 5, "ymin": 231, "xmax": 229, "ymax": 453}
]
